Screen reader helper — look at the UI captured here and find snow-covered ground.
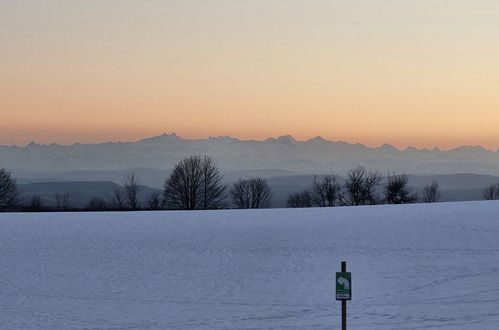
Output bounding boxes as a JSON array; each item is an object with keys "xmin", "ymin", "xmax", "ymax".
[{"xmin": 1, "ymin": 202, "xmax": 499, "ymax": 330}]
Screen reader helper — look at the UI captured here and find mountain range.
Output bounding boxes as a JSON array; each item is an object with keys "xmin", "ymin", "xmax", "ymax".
[{"xmin": 2, "ymin": 133, "xmax": 499, "ymax": 176}]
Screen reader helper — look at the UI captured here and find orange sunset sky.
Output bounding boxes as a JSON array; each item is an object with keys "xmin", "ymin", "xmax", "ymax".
[{"xmin": 1, "ymin": 1, "xmax": 499, "ymax": 149}]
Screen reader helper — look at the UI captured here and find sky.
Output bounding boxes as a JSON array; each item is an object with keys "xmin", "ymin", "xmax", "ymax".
[{"xmin": 1, "ymin": 0, "xmax": 499, "ymax": 150}]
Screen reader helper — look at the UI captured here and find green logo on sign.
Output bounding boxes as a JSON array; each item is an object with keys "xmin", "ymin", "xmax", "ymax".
[{"xmin": 336, "ymin": 272, "xmax": 351, "ymax": 300}]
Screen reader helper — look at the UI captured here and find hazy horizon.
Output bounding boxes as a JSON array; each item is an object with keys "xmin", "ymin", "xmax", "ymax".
[
  {"xmin": 2, "ymin": 132, "xmax": 498, "ymax": 152},
  {"xmin": 2, "ymin": 1, "xmax": 499, "ymax": 149}
]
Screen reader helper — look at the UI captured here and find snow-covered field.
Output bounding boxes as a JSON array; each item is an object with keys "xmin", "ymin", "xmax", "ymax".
[{"xmin": 1, "ymin": 202, "xmax": 499, "ymax": 330}]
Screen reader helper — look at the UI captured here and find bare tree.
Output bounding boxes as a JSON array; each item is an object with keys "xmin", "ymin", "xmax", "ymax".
[
  {"xmin": 108, "ymin": 189, "xmax": 126, "ymax": 210},
  {"xmin": 343, "ymin": 167, "xmax": 365, "ymax": 206},
  {"xmin": 163, "ymin": 155, "xmax": 226, "ymax": 210},
  {"xmin": 54, "ymin": 192, "xmax": 72, "ymax": 211},
  {"xmin": 123, "ymin": 173, "xmax": 142, "ymax": 210},
  {"xmin": 423, "ymin": 181, "xmax": 441, "ymax": 203},
  {"xmin": 164, "ymin": 155, "xmax": 202, "ymax": 210},
  {"xmin": 343, "ymin": 166, "xmax": 382, "ymax": 206},
  {"xmin": 147, "ymin": 191, "xmax": 162, "ymax": 210},
  {"xmin": 200, "ymin": 156, "xmax": 226, "ymax": 209},
  {"xmin": 0, "ymin": 168, "xmax": 17, "ymax": 210},
  {"xmin": 311, "ymin": 174, "xmax": 342, "ymax": 207},
  {"xmin": 231, "ymin": 179, "xmax": 251, "ymax": 208},
  {"xmin": 230, "ymin": 177, "xmax": 272, "ymax": 209},
  {"xmin": 287, "ymin": 190, "xmax": 314, "ymax": 208},
  {"xmin": 483, "ymin": 183, "xmax": 498, "ymax": 200},
  {"xmin": 86, "ymin": 197, "xmax": 108, "ymax": 211},
  {"xmin": 364, "ymin": 169, "xmax": 382, "ymax": 205},
  {"xmin": 385, "ymin": 174, "xmax": 418, "ymax": 204},
  {"xmin": 248, "ymin": 178, "xmax": 272, "ymax": 208},
  {"xmin": 25, "ymin": 195, "xmax": 43, "ymax": 212}
]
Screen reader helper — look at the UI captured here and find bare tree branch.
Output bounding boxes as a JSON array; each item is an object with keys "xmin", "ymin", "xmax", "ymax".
[
  {"xmin": 385, "ymin": 173, "xmax": 418, "ymax": 204},
  {"xmin": 483, "ymin": 183, "xmax": 498, "ymax": 200},
  {"xmin": 423, "ymin": 181, "xmax": 441, "ymax": 203},
  {"xmin": 123, "ymin": 173, "xmax": 142, "ymax": 210},
  {"xmin": 54, "ymin": 192, "xmax": 72, "ymax": 211},
  {"xmin": 163, "ymin": 155, "xmax": 226, "ymax": 210},
  {"xmin": 311, "ymin": 174, "xmax": 342, "ymax": 207},
  {"xmin": 147, "ymin": 191, "xmax": 162, "ymax": 210},
  {"xmin": 343, "ymin": 166, "xmax": 382, "ymax": 206},
  {"xmin": 0, "ymin": 168, "xmax": 17, "ymax": 210},
  {"xmin": 108, "ymin": 189, "xmax": 126, "ymax": 210},
  {"xmin": 86, "ymin": 197, "xmax": 108, "ymax": 211},
  {"xmin": 287, "ymin": 190, "xmax": 314, "ymax": 208},
  {"xmin": 230, "ymin": 177, "xmax": 272, "ymax": 209}
]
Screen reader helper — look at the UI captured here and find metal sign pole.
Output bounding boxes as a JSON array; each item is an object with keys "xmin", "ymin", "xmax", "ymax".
[
  {"xmin": 336, "ymin": 260, "xmax": 351, "ymax": 329},
  {"xmin": 341, "ymin": 261, "xmax": 347, "ymax": 330}
]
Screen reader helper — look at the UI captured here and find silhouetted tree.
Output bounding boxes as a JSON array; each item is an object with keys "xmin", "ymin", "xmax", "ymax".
[
  {"xmin": 384, "ymin": 174, "xmax": 418, "ymax": 204},
  {"xmin": 483, "ymin": 183, "xmax": 498, "ymax": 200},
  {"xmin": 311, "ymin": 174, "xmax": 342, "ymax": 207},
  {"xmin": 343, "ymin": 166, "xmax": 382, "ymax": 205},
  {"xmin": 423, "ymin": 181, "xmax": 441, "ymax": 203},
  {"xmin": 24, "ymin": 195, "xmax": 43, "ymax": 212},
  {"xmin": 123, "ymin": 173, "xmax": 142, "ymax": 210},
  {"xmin": 343, "ymin": 167, "xmax": 365, "ymax": 206},
  {"xmin": 86, "ymin": 197, "xmax": 108, "ymax": 211},
  {"xmin": 54, "ymin": 192, "xmax": 72, "ymax": 211},
  {"xmin": 364, "ymin": 169, "xmax": 382, "ymax": 205},
  {"xmin": 147, "ymin": 191, "xmax": 162, "ymax": 210},
  {"xmin": 199, "ymin": 156, "xmax": 226, "ymax": 209},
  {"xmin": 0, "ymin": 168, "xmax": 17, "ymax": 211},
  {"xmin": 287, "ymin": 190, "xmax": 314, "ymax": 208},
  {"xmin": 163, "ymin": 155, "xmax": 226, "ymax": 210},
  {"xmin": 230, "ymin": 177, "xmax": 272, "ymax": 208},
  {"xmin": 108, "ymin": 189, "xmax": 126, "ymax": 210}
]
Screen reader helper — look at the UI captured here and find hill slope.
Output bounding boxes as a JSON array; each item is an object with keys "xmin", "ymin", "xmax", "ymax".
[{"xmin": 1, "ymin": 202, "xmax": 499, "ymax": 329}]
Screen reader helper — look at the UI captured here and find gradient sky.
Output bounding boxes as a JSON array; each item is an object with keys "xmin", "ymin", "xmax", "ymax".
[{"xmin": 1, "ymin": 0, "xmax": 499, "ymax": 149}]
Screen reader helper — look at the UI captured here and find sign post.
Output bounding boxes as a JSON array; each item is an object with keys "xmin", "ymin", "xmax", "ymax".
[{"xmin": 336, "ymin": 261, "xmax": 351, "ymax": 330}]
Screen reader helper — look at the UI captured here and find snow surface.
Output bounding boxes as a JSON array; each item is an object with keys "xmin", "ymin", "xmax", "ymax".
[{"xmin": 1, "ymin": 201, "xmax": 499, "ymax": 329}]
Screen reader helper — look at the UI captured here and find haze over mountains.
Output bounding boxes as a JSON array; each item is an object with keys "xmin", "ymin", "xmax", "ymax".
[
  {"xmin": 2, "ymin": 133, "xmax": 499, "ymax": 175},
  {"xmin": 3, "ymin": 134, "xmax": 499, "ymax": 207}
]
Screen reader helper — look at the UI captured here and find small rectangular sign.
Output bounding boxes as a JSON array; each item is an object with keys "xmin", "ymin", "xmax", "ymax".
[{"xmin": 336, "ymin": 272, "xmax": 352, "ymax": 300}]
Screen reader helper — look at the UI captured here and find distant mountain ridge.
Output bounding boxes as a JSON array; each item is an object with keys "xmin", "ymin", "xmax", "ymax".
[{"xmin": 2, "ymin": 133, "xmax": 499, "ymax": 175}]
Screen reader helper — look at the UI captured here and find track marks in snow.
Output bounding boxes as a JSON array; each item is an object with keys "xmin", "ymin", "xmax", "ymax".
[{"xmin": 0, "ymin": 202, "xmax": 499, "ymax": 329}]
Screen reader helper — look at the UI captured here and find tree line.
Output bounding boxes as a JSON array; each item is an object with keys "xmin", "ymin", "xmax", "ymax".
[
  {"xmin": 0, "ymin": 156, "xmax": 270, "ymax": 212},
  {"xmin": 483, "ymin": 182, "xmax": 499, "ymax": 201},
  {"xmin": 287, "ymin": 167, "xmax": 441, "ymax": 208},
  {"xmin": 2, "ymin": 155, "xmax": 499, "ymax": 212}
]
